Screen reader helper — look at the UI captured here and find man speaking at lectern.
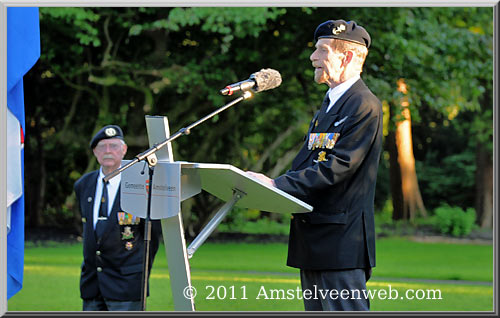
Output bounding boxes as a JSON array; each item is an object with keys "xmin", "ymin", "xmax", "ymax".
[
  {"xmin": 248, "ymin": 19, "xmax": 383, "ymax": 311},
  {"xmin": 74, "ymin": 125, "xmax": 161, "ymax": 311}
]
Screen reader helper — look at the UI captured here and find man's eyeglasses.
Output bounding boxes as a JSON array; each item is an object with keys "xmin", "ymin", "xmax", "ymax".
[{"xmin": 95, "ymin": 143, "xmax": 122, "ymax": 152}]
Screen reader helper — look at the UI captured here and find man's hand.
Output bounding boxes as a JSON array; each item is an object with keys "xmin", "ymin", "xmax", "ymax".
[{"xmin": 246, "ymin": 171, "xmax": 276, "ymax": 187}]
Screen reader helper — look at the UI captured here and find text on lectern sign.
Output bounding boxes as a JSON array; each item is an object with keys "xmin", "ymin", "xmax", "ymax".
[{"xmin": 120, "ymin": 160, "xmax": 181, "ymax": 219}]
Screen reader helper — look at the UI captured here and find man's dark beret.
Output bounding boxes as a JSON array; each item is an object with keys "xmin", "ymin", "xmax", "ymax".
[
  {"xmin": 90, "ymin": 125, "xmax": 124, "ymax": 149},
  {"xmin": 314, "ymin": 19, "xmax": 371, "ymax": 48}
]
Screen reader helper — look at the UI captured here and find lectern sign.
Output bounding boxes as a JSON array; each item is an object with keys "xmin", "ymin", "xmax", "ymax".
[{"xmin": 120, "ymin": 160, "xmax": 181, "ymax": 219}]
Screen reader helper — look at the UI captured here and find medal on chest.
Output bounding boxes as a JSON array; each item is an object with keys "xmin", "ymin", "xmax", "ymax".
[
  {"xmin": 121, "ymin": 226, "xmax": 134, "ymax": 240},
  {"xmin": 315, "ymin": 151, "xmax": 327, "ymax": 162},
  {"xmin": 118, "ymin": 212, "xmax": 141, "ymax": 225},
  {"xmin": 308, "ymin": 132, "xmax": 340, "ymax": 150}
]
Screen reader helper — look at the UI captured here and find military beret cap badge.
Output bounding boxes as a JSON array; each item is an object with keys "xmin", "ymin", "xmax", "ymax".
[
  {"xmin": 105, "ymin": 127, "xmax": 117, "ymax": 137},
  {"xmin": 314, "ymin": 19, "xmax": 371, "ymax": 48},
  {"xmin": 332, "ymin": 24, "xmax": 346, "ymax": 35},
  {"xmin": 90, "ymin": 124, "xmax": 124, "ymax": 149}
]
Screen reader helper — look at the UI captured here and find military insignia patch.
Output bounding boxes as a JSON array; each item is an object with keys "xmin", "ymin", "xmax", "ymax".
[
  {"xmin": 308, "ymin": 133, "xmax": 340, "ymax": 150},
  {"xmin": 104, "ymin": 127, "xmax": 117, "ymax": 137},
  {"xmin": 314, "ymin": 151, "xmax": 328, "ymax": 163},
  {"xmin": 325, "ymin": 133, "xmax": 340, "ymax": 149},
  {"xmin": 118, "ymin": 212, "xmax": 141, "ymax": 225},
  {"xmin": 317, "ymin": 133, "xmax": 327, "ymax": 149},
  {"xmin": 332, "ymin": 24, "xmax": 346, "ymax": 35},
  {"xmin": 118, "ymin": 212, "xmax": 125, "ymax": 225},
  {"xmin": 308, "ymin": 133, "xmax": 319, "ymax": 150},
  {"xmin": 334, "ymin": 116, "xmax": 348, "ymax": 127},
  {"xmin": 121, "ymin": 226, "xmax": 134, "ymax": 240},
  {"xmin": 133, "ymin": 215, "xmax": 141, "ymax": 225},
  {"xmin": 318, "ymin": 151, "xmax": 327, "ymax": 162}
]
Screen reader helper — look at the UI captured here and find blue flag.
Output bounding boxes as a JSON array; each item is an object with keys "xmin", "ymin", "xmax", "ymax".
[{"xmin": 7, "ymin": 7, "xmax": 40, "ymax": 300}]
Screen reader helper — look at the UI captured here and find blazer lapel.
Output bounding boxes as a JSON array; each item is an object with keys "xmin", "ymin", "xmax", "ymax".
[
  {"xmin": 316, "ymin": 79, "xmax": 364, "ymax": 132},
  {"xmin": 291, "ymin": 79, "xmax": 365, "ymax": 170},
  {"xmin": 291, "ymin": 95, "xmax": 330, "ymax": 170},
  {"xmin": 84, "ymin": 172, "xmax": 99, "ymax": 246}
]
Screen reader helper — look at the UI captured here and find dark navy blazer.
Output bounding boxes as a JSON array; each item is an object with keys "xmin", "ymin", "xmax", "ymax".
[
  {"xmin": 274, "ymin": 79, "xmax": 383, "ymax": 270},
  {"xmin": 74, "ymin": 170, "xmax": 162, "ymax": 301}
]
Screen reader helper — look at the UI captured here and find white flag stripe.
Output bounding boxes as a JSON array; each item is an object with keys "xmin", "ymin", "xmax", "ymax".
[
  {"xmin": 7, "ymin": 206, "xmax": 12, "ymax": 234},
  {"xmin": 7, "ymin": 107, "xmax": 23, "ymax": 234}
]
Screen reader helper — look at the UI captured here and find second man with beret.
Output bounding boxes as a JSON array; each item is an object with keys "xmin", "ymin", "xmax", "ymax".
[{"xmin": 74, "ymin": 124, "xmax": 162, "ymax": 311}]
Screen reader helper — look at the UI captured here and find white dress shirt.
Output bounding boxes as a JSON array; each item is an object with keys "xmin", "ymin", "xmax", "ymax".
[
  {"xmin": 92, "ymin": 167, "xmax": 121, "ymax": 229},
  {"xmin": 326, "ymin": 75, "xmax": 360, "ymax": 113}
]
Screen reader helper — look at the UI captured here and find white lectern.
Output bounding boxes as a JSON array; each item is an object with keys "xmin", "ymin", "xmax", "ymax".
[{"xmin": 120, "ymin": 116, "xmax": 312, "ymax": 311}]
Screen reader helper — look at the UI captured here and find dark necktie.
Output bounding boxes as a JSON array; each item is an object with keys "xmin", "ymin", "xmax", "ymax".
[
  {"xmin": 95, "ymin": 179, "xmax": 109, "ymax": 239},
  {"xmin": 292, "ymin": 94, "xmax": 331, "ymax": 170},
  {"xmin": 316, "ymin": 93, "xmax": 331, "ymax": 124},
  {"xmin": 308, "ymin": 94, "xmax": 330, "ymax": 135}
]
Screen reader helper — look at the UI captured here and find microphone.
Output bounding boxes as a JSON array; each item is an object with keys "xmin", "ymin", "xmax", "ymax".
[{"xmin": 220, "ymin": 68, "xmax": 282, "ymax": 96}]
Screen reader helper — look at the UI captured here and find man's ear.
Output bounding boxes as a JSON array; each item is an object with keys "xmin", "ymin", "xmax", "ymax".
[
  {"xmin": 122, "ymin": 143, "xmax": 128, "ymax": 157},
  {"xmin": 342, "ymin": 51, "xmax": 354, "ymax": 67}
]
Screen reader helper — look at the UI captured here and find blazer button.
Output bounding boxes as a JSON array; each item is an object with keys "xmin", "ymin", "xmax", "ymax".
[
  {"xmin": 290, "ymin": 215, "xmax": 294, "ymax": 220},
  {"xmin": 97, "ymin": 267, "xmax": 102, "ymax": 272},
  {"xmin": 301, "ymin": 219, "xmax": 306, "ymax": 223},
  {"xmin": 96, "ymin": 251, "xmax": 101, "ymax": 256}
]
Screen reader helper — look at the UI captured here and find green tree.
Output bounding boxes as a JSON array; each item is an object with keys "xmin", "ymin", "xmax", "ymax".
[
  {"xmin": 360, "ymin": 7, "xmax": 493, "ymax": 223},
  {"xmin": 25, "ymin": 7, "xmax": 290, "ymax": 235},
  {"xmin": 23, "ymin": 7, "xmax": 493, "ymax": 237}
]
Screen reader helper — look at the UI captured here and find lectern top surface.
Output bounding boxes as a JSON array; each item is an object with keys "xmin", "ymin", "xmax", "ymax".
[{"xmin": 179, "ymin": 161, "xmax": 312, "ymax": 214}]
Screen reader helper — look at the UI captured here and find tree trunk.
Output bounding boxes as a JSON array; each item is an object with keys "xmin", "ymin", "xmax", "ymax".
[
  {"xmin": 388, "ymin": 130, "xmax": 404, "ymax": 220},
  {"xmin": 394, "ymin": 106, "xmax": 427, "ymax": 220},
  {"xmin": 475, "ymin": 82, "xmax": 493, "ymax": 229},
  {"xmin": 390, "ymin": 80, "xmax": 427, "ymax": 221},
  {"xmin": 475, "ymin": 142, "xmax": 493, "ymax": 228},
  {"xmin": 395, "ymin": 106, "xmax": 427, "ymax": 220}
]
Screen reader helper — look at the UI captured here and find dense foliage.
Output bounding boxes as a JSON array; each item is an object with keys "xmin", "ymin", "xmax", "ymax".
[{"xmin": 22, "ymin": 7, "xmax": 493, "ymax": 236}]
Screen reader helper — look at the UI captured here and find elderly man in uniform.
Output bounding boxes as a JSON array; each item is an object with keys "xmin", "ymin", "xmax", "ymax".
[
  {"xmin": 74, "ymin": 125, "xmax": 161, "ymax": 311},
  {"xmin": 248, "ymin": 20, "xmax": 383, "ymax": 311}
]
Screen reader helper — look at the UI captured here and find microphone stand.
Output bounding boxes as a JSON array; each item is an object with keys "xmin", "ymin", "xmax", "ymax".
[
  {"xmin": 103, "ymin": 90, "xmax": 253, "ymax": 311},
  {"xmin": 140, "ymin": 164, "xmax": 154, "ymax": 311}
]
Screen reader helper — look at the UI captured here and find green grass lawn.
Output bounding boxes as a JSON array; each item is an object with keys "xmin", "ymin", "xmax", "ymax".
[{"xmin": 7, "ymin": 237, "xmax": 494, "ymax": 312}]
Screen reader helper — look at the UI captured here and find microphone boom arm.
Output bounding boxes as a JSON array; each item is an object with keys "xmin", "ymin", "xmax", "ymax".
[{"xmin": 103, "ymin": 91, "xmax": 253, "ymax": 182}]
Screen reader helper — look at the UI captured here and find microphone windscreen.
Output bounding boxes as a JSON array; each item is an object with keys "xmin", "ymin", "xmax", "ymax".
[{"xmin": 251, "ymin": 68, "xmax": 282, "ymax": 93}]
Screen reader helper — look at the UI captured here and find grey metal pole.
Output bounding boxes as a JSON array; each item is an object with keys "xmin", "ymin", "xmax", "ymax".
[
  {"xmin": 187, "ymin": 189, "xmax": 245, "ymax": 258},
  {"xmin": 140, "ymin": 164, "xmax": 155, "ymax": 311}
]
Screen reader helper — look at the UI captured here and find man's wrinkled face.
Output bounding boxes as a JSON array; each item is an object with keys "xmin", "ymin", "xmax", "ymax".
[
  {"xmin": 310, "ymin": 39, "xmax": 346, "ymax": 87},
  {"xmin": 93, "ymin": 138, "xmax": 127, "ymax": 173}
]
